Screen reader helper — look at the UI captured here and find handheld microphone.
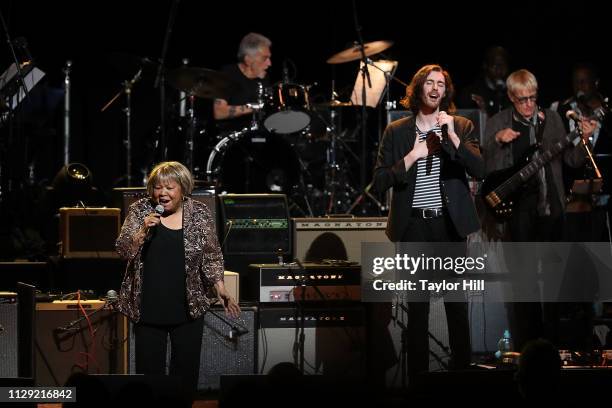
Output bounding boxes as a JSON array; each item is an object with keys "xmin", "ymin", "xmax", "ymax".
[
  {"xmin": 145, "ymin": 205, "xmax": 164, "ymax": 242},
  {"xmin": 441, "ymin": 123, "xmax": 449, "ymax": 138}
]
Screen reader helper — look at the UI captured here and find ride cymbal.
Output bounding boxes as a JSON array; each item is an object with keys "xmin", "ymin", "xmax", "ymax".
[{"xmin": 326, "ymin": 40, "xmax": 393, "ymax": 64}]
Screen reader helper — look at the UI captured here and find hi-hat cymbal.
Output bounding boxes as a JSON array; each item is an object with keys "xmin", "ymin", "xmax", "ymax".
[
  {"xmin": 167, "ymin": 67, "xmax": 237, "ymax": 99},
  {"xmin": 326, "ymin": 40, "xmax": 393, "ymax": 64}
]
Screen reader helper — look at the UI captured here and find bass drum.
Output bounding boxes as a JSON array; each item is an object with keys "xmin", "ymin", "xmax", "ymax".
[{"xmin": 218, "ymin": 130, "xmax": 300, "ymax": 194}]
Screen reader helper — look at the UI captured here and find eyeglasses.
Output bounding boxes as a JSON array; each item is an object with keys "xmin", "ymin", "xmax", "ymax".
[{"xmin": 514, "ymin": 94, "xmax": 537, "ymax": 104}]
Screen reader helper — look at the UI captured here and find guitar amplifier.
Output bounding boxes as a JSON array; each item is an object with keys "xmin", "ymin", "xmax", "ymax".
[
  {"xmin": 0, "ymin": 292, "xmax": 18, "ymax": 377},
  {"xmin": 249, "ymin": 263, "xmax": 361, "ymax": 302},
  {"xmin": 59, "ymin": 207, "xmax": 121, "ymax": 258},
  {"xmin": 35, "ymin": 300, "xmax": 127, "ymax": 386},
  {"xmin": 293, "ymin": 217, "xmax": 388, "ymax": 263},
  {"xmin": 219, "ymin": 194, "xmax": 291, "ymax": 255},
  {"xmin": 258, "ymin": 304, "xmax": 366, "ymax": 376}
]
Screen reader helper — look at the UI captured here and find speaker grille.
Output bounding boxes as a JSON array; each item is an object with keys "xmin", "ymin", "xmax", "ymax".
[
  {"xmin": 128, "ymin": 305, "xmax": 258, "ymax": 391},
  {"xmin": 199, "ymin": 305, "xmax": 257, "ymax": 390},
  {"xmin": 0, "ymin": 300, "xmax": 18, "ymax": 377}
]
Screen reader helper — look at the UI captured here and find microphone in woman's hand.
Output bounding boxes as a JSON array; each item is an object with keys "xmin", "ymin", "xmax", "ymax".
[{"xmin": 145, "ymin": 204, "xmax": 165, "ymax": 242}]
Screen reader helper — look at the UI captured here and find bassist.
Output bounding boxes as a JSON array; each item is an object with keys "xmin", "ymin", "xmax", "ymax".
[{"xmin": 482, "ymin": 69, "xmax": 596, "ymax": 352}]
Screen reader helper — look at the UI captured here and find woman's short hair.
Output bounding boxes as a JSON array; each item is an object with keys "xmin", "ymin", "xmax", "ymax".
[
  {"xmin": 237, "ymin": 32, "xmax": 271, "ymax": 62},
  {"xmin": 146, "ymin": 161, "xmax": 194, "ymax": 197},
  {"xmin": 506, "ymin": 69, "xmax": 538, "ymax": 95},
  {"xmin": 400, "ymin": 64, "xmax": 456, "ymax": 115}
]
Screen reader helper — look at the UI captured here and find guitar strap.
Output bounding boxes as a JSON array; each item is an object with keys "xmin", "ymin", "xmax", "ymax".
[
  {"xmin": 534, "ymin": 109, "xmax": 551, "ymax": 215},
  {"xmin": 513, "ymin": 107, "xmax": 551, "ymax": 215}
]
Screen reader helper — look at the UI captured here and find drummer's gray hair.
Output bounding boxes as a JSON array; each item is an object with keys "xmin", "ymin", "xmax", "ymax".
[{"xmin": 237, "ymin": 32, "xmax": 271, "ymax": 62}]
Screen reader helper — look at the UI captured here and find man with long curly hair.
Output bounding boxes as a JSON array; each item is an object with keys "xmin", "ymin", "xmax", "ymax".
[{"xmin": 373, "ymin": 64, "xmax": 484, "ymax": 380}]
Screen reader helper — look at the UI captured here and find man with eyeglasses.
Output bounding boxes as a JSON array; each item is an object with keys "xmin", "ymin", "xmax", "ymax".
[{"xmin": 483, "ymin": 69, "xmax": 597, "ymax": 352}]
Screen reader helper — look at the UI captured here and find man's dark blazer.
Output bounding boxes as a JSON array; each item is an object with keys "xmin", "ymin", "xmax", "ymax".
[{"xmin": 373, "ymin": 114, "xmax": 485, "ymax": 241}]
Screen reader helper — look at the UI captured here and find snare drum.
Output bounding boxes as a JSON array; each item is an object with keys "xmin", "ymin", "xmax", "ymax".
[{"xmin": 264, "ymin": 83, "xmax": 311, "ymax": 134}]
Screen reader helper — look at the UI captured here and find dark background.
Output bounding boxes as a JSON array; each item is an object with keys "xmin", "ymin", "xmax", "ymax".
[{"xmin": 1, "ymin": 0, "xmax": 610, "ymax": 258}]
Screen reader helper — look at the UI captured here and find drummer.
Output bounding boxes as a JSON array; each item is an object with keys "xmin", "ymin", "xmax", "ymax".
[{"xmin": 214, "ymin": 32, "xmax": 272, "ymax": 132}]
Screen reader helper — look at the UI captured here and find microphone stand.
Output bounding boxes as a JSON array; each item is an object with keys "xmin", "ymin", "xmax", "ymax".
[
  {"xmin": 291, "ymin": 260, "xmax": 307, "ymax": 374},
  {"xmin": 207, "ymin": 301, "xmax": 249, "ymax": 342},
  {"xmin": 101, "ymin": 68, "xmax": 143, "ymax": 186},
  {"xmin": 63, "ymin": 60, "xmax": 72, "ymax": 165},
  {"xmin": 351, "ymin": 0, "xmax": 371, "ymax": 193},
  {"xmin": 55, "ymin": 300, "xmax": 116, "ymax": 334}
]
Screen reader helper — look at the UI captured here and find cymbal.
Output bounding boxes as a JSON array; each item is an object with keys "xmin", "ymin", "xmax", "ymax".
[
  {"xmin": 167, "ymin": 67, "xmax": 237, "ymax": 99},
  {"xmin": 326, "ymin": 40, "xmax": 393, "ymax": 64}
]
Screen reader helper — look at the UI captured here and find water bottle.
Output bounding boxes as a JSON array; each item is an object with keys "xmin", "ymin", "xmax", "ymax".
[{"xmin": 495, "ymin": 329, "xmax": 514, "ymax": 361}]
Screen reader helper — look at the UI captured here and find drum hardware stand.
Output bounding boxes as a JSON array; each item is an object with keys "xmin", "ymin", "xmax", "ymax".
[
  {"xmin": 348, "ymin": 59, "xmax": 404, "ymax": 214},
  {"xmin": 101, "ymin": 68, "xmax": 143, "ymax": 187},
  {"xmin": 181, "ymin": 94, "xmax": 197, "ymax": 173},
  {"xmin": 289, "ymin": 155, "xmax": 314, "ymax": 216},
  {"xmin": 175, "ymin": 58, "xmax": 198, "ymax": 174},
  {"xmin": 309, "ymin": 105, "xmax": 359, "ymax": 214}
]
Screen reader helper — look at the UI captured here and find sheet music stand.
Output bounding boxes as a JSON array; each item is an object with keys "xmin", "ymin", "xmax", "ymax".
[{"xmin": 0, "ymin": 62, "xmax": 45, "ymax": 111}]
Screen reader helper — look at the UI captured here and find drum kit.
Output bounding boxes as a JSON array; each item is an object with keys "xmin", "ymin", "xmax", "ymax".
[{"xmin": 161, "ymin": 40, "xmax": 393, "ymax": 215}]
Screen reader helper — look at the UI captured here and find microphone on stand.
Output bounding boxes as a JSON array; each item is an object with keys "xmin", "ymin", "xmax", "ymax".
[
  {"xmin": 566, "ymin": 110, "xmax": 583, "ymax": 123},
  {"xmin": 105, "ymin": 289, "xmax": 118, "ymax": 308}
]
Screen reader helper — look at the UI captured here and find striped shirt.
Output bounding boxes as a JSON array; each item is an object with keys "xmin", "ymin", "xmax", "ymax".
[{"xmin": 412, "ymin": 125, "xmax": 443, "ymax": 209}]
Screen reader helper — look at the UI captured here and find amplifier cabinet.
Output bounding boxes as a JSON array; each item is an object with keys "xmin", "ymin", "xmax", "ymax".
[
  {"xmin": 59, "ymin": 207, "xmax": 121, "ymax": 258},
  {"xmin": 219, "ymin": 194, "xmax": 291, "ymax": 256},
  {"xmin": 293, "ymin": 217, "xmax": 388, "ymax": 263},
  {"xmin": 35, "ymin": 300, "xmax": 127, "ymax": 386},
  {"xmin": 258, "ymin": 304, "xmax": 366, "ymax": 377},
  {"xmin": 127, "ymin": 305, "xmax": 258, "ymax": 391},
  {"xmin": 250, "ymin": 263, "xmax": 361, "ymax": 302},
  {"xmin": 0, "ymin": 292, "xmax": 18, "ymax": 377}
]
